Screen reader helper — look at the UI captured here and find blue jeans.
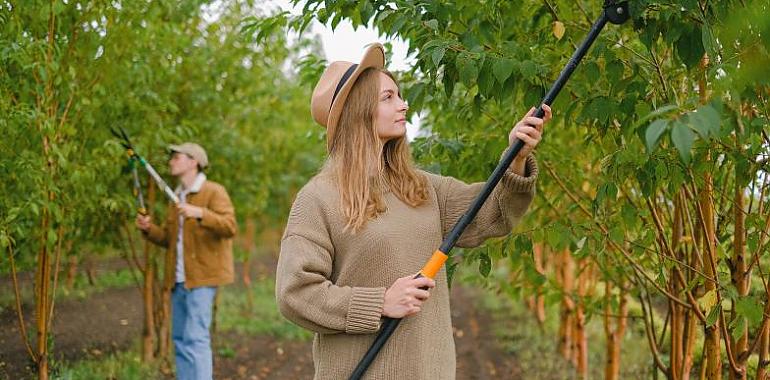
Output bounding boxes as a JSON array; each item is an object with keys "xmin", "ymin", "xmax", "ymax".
[{"xmin": 172, "ymin": 282, "xmax": 217, "ymax": 380}]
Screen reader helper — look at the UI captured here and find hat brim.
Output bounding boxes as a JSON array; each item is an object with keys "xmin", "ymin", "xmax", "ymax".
[{"xmin": 325, "ymin": 43, "xmax": 386, "ymax": 150}]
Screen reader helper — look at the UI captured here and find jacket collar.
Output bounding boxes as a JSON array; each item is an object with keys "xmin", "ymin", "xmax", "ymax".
[{"xmin": 176, "ymin": 172, "xmax": 207, "ymax": 195}]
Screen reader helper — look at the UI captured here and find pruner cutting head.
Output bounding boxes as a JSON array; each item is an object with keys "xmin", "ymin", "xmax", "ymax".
[
  {"xmin": 603, "ymin": 1, "xmax": 630, "ymax": 25},
  {"xmin": 110, "ymin": 126, "xmax": 135, "ymax": 153}
]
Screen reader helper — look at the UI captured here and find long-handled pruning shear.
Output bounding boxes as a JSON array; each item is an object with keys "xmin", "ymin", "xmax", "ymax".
[
  {"xmin": 111, "ymin": 126, "xmax": 180, "ymax": 205},
  {"xmin": 348, "ymin": 1, "xmax": 631, "ymax": 378}
]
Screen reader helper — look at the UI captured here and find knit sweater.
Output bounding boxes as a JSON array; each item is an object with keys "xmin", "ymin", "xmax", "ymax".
[{"xmin": 275, "ymin": 154, "xmax": 538, "ymax": 379}]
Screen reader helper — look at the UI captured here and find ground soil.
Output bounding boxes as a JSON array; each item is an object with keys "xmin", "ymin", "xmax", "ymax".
[{"xmin": 1, "ymin": 254, "xmax": 521, "ymax": 379}]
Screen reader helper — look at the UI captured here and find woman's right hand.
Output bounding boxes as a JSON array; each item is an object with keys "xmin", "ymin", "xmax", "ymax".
[
  {"xmin": 136, "ymin": 214, "xmax": 152, "ymax": 231},
  {"xmin": 382, "ymin": 275, "xmax": 436, "ymax": 318}
]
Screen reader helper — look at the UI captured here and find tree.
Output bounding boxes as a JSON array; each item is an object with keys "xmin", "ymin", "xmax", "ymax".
[{"xmin": 271, "ymin": 0, "xmax": 769, "ymax": 378}]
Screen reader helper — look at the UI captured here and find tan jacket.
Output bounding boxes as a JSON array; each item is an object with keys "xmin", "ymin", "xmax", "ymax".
[{"xmin": 144, "ymin": 178, "xmax": 237, "ymax": 289}]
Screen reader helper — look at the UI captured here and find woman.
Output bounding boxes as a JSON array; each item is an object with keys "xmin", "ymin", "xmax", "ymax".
[{"xmin": 276, "ymin": 43, "xmax": 550, "ymax": 379}]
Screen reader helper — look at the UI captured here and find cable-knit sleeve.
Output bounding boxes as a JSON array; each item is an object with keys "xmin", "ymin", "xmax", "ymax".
[
  {"xmin": 428, "ymin": 153, "xmax": 538, "ymax": 248},
  {"xmin": 275, "ymin": 185, "xmax": 385, "ymax": 335}
]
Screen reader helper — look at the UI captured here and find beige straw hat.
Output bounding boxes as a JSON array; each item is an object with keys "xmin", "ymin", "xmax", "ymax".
[{"xmin": 310, "ymin": 43, "xmax": 386, "ymax": 151}]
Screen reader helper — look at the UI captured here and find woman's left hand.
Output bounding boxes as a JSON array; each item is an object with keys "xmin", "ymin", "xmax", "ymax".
[{"xmin": 508, "ymin": 104, "xmax": 551, "ymax": 158}]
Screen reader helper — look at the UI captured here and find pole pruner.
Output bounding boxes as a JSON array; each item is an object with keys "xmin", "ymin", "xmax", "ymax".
[
  {"xmin": 111, "ymin": 127, "xmax": 180, "ymax": 205},
  {"xmin": 349, "ymin": 1, "xmax": 631, "ymax": 378}
]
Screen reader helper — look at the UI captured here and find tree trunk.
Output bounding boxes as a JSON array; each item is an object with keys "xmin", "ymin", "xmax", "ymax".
[
  {"xmin": 157, "ymin": 284, "xmax": 172, "ymax": 368},
  {"xmin": 604, "ymin": 281, "xmax": 627, "ymax": 380},
  {"xmin": 141, "ymin": 180, "xmax": 157, "ymax": 361},
  {"xmin": 35, "ymin": 212, "xmax": 51, "ymax": 380},
  {"xmin": 757, "ymin": 310, "xmax": 770, "ymax": 380},
  {"xmin": 243, "ymin": 218, "xmax": 256, "ymax": 310},
  {"xmin": 557, "ymin": 248, "xmax": 575, "ymax": 360},
  {"xmin": 729, "ymin": 128, "xmax": 749, "ymax": 380},
  {"xmin": 671, "ymin": 193, "xmax": 685, "ymax": 380},
  {"xmin": 573, "ymin": 259, "xmax": 590, "ymax": 379},
  {"xmin": 141, "ymin": 238, "xmax": 156, "ymax": 361},
  {"xmin": 672, "ymin": 191, "xmax": 698, "ymax": 380},
  {"xmin": 65, "ymin": 254, "xmax": 78, "ymax": 290},
  {"xmin": 527, "ymin": 243, "xmax": 546, "ymax": 327},
  {"xmin": 701, "ymin": 171, "xmax": 722, "ymax": 380}
]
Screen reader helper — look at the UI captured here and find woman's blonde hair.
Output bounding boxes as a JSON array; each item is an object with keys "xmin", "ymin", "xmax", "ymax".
[{"xmin": 324, "ymin": 68, "xmax": 429, "ymax": 233}]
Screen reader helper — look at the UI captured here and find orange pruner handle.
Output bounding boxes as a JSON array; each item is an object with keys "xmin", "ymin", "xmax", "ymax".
[{"xmin": 419, "ymin": 250, "xmax": 448, "ymax": 279}]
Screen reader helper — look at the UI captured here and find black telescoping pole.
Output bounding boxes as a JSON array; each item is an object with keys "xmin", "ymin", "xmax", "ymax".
[{"xmin": 348, "ymin": 2, "xmax": 629, "ymax": 379}]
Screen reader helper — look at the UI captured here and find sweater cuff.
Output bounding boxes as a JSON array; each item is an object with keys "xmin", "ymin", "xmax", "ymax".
[
  {"xmin": 502, "ymin": 154, "xmax": 538, "ymax": 193},
  {"xmin": 346, "ymin": 287, "xmax": 386, "ymax": 334}
]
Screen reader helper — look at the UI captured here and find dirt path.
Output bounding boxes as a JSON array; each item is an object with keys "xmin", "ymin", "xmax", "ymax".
[
  {"xmin": 1, "ymin": 260, "xmax": 521, "ymax": 379},
  {"xmin": 212, "ymin": 285, "xmax": 522, "ymax": 380},
  {"xmin": 452, "ymin": 286, "xmax": 521, "ymax": 380}
]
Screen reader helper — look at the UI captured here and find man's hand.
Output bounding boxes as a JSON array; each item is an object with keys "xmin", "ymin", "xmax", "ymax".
[
  {"xmin": 136, "ymin": 214, "xmax": 152, "ymax": 231},
  {"xmin": 177, "ymin": 203, "xmax": 204, "ymax": 219}
]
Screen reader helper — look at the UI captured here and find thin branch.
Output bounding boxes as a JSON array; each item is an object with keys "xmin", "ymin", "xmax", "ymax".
[
  {"xmin": 8, "ymin": 243, "xmax": 37, "ymax": 361},
  {"xmin": 635, "ymin": 269, "xmax": 670, "ymax": 374},
  {"xmin": 47, "ymin": 224, "xmax": 65, "ymax": 332},
  {"xmin": 648, "ymin": 46, "xmax": 672, "ymax": 103},
  {"xmin": 658, "ymin": 305, "xmax": 671, "ymax": 348},
  {"xmin": 720, "ymin": 305, "xmax": 746, "ymax": 375},
  {"xmin": 572, "ymin": 0, "xmax": 594, "ymax": 26},
  {"xmin": 686, "ymin": 174, "xmax": 743, "ymax": 375},
  {"xmin": 543, "ymin": 161, "xmax": 691, "ymax": 308}
]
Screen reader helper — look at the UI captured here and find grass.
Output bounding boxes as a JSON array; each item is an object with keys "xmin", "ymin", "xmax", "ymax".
[
  {"xmin": 52, "ymin": 343, "xmax": 162, "ymax": 380},
  {"xmin": 449, "ymin": 255, "xmax": 667, "ymax": 380},
  {"xmin": 476, "ymin": 285, "xmax": 660, "ymax": 379},
  {"xmin": 215, "ymin": 277, "xmax": 312, "ymax": 341}
]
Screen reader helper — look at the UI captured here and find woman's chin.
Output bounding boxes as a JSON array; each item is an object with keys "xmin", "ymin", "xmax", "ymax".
[{"xmin": 379, "ymin": 126, "xmax": 406, "ymax": 141}]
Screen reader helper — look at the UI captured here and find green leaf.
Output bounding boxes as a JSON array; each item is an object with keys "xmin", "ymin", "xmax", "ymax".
[
  {"xmin": 676, "ymin": 25, "xmax": 705, "ymax": 69},
  {"xmin": 645, "ymin": 119, "xmax": 669, "ymax": 152},
  {"xmin": 431, "ymin": 46, "xmax": 446, "ymax": 67},
  {"xmin": 735, "ymin": 297, "xmax": 764, "ymax": 327},
  {"xmin": 457, "ymin": 54, "xmax": 478, "ymax": 87},
  {"xmin": 478, "ymin": 251, "xmax": 491, "ymax": 277},
  {"xmin": 492, "ymin": 57, "xmax": 515, "ymax": 84},
  {"xmin": 689, "ymin": 104, "xmax": 721, "ymax": 139},
  {"xmin": 606, "ymin": 60, "xmax": 624, "ymax": 83},
  {"xmin": 515, "ymin": 234, "xmax": 533, "ymax": 254},
  {"xmin": 634, "ymin": 104, "xmax": 678, "ymax": 130},
  {"xmin": 519, "ymin": 60, "xmax": 537, "ymax": 78},
  {"xmin": 425, "ymin": 19, "xmax": 439, "ymax": 31},
  {"xmin": 705, "ymin": 305, "xmax": 721, "ymax": 327},
  {"xmin": 358, "ymin": 1, "xmax": 374, "ymax": 23},
  {"xmin": 477, "ymin": 60, "xmax": 495, "ymax": 97},
  {"xmin": 671, "ymin": 121, "xmax": 695, "ymax": 163},
  {"xmin": 609, "ymin": 226, "xmax": 624, "ymax": 245},
  {"xmin": 702, "ymin": 23, "xmax": 716, "ymax": 55},
  {"xmin": 698, "ymin": 289, "xmax": 718, "ymax": 314},
  {"xmin": 446, "ymin": 261, "xmax": 458, "ymax": 288},
  {"xmin": 583, "ymin": 62, "xmax": 600, "ymax": 84},
  {"xmin": 621, "ymin": 203, "xmax": 638, "ymax": 228},
  {"xmin": 546, "ymin": 227, "xmax": 561, "ymax": 249},
  {"xmin": 53, "ymin": 0, "xmax": 66, "ymax": 15},
  {"xmin": 731, "ymin": 317, "xmax": 747, "ymax": 340}
]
